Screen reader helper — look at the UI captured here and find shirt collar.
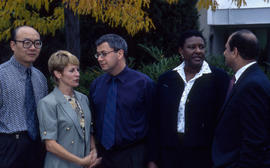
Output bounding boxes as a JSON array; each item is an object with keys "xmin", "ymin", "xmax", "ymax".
[
  {"xmin": 10, "ymin": 56, "xmax": 33, "ymax": 74},
  {"xmin": 105, "ymin": 66, "xmax": 128, "ymax": 83},
  {"xmin": 234, "ymin": 61, "xmax": 256, "ymax": 83},
  {"xmin": 174, "ymin": 61, "xmax": 212, "ymax": 82}
]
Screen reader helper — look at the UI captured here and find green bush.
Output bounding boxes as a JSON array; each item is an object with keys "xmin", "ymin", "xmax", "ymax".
[
  {"xmin": 206, "ymin": 55, "xmax": 233, "ymax": 76},
  {"xmin": 75, "ymin": 66, "xmax": 103, "ymax": 95},
  {"xmin": 138, "ymin": 44, "xmax": 180, "ymax": 81}
]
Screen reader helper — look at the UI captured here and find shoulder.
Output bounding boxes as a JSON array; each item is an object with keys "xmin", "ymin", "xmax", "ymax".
[
  {"xmin": 158, "ymin": 70, "xmax": 179, "ymax": 82},
  {"xmin": 128, "ymin": 68, "xmax": 153, "ymax": 82},
  {"xmin": 32, "ymin": 67, "xmax": 47, "ymax": 81},
  {"xmin": 91, "ymin": 73, "xmax": 106, "ymax": 85},
  {"xmin": 0, "ymin": 60, "xmax": 12, "ymax": 76},
  {"xmin": 209, "ymin": 65, "xmax": 228, "ymax": 76},
  {"xmin": 209, "ymin": 65, "xmax": 230, "ymax": 81},
  {"xmin": 39, "ymin": 91, "xmax": 57, "ymax": 105},
  {"xmin": 74, "ymin": 90, "xmax": 88, "ymax": 100}
]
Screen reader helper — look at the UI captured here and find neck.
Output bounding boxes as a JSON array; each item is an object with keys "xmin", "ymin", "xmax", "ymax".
[
  {"xmin": 58, "ymin": 85, "xmax": 74, "ymax": 96},
  {"xmin": 184, "ymin": 64, "xmax": 201, "ymax": 75},
  {"xmin": 233, "ymin": 59, "xmax": 255, "ymax": 73},
  {"xmin": 110, "ymin": 62, "xmax": 126, "ymax": 76}
]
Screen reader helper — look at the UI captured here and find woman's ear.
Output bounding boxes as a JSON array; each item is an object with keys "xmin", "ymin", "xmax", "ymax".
[
  {"xmin": 53, "ymin": 70, "xmax": 62, "ymax": 80},
  {"xmin": 178, "ymin": 47, "xmax": 183, "ymax": 56}
]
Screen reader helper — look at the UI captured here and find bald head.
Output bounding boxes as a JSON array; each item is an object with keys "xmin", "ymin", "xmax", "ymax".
[{"xmin": 228, "ymin": 29, "xmax": 259, "ymax": 60}]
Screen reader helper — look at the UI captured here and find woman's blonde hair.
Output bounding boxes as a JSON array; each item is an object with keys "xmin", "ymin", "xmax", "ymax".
[{"xmin": 48, "ymin": 50, "xmax": 79, "ymax": 84}]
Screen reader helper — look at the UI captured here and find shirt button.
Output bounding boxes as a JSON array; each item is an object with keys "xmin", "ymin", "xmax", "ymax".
[
  {"xmin": 201, "ymin": 123, "xmax": 205, "ymax": 128},
  {"xmin": 66, "ymin": 127, "xmax": 70, "ymax": 131},
  {"xmin": 43, "ymin": 131, "xmax": 47, "ymax": 135},
  {"xmin": 71, "ymin": 140, "xmax": 74, "ymax": 144},
  {"xmin": 186, "ymin": 99, "xmax": 189, "ymax": 103}
]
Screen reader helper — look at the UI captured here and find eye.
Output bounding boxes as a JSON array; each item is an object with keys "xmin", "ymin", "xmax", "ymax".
[
  {"xmin": 187, "ymin": 45, "xmax": 196, "ymax": 50},
  {"xmin": 35, "ymin": 40, "xmax": 42, "ymax": 46},
  {"xmin": 199, "ymin": 45, "xmax": 205, "ymax": 49},
  {"xmin": 24, "ymin": 40, "xmax": 32, "ymax": 46}
]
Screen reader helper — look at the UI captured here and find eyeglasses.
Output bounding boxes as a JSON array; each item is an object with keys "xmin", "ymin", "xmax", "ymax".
[
  {"xmin": 14, "ymin": 39, "xmax": 42, "ymax": 49},
  {"xmin": 94, "ymin": 50, "xmax": 116, "ymax": 59}
]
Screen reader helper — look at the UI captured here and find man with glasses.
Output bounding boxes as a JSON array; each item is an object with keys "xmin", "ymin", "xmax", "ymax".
[
  {"xmin": 89, "ymin": 34, "xmax": 156, "ymax": 168},
  {"xmin": 0, "ymin": 25, "xmax": 48, "ymax": 168}
]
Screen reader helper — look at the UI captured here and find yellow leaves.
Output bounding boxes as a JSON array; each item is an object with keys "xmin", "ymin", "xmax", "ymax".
[
  {"xmin": 165, "ymin": 0, "xmax": 179, "ymax": 4},
  {"xmin": 232, "ymin": 0, "xmax": 247, "ymax": 7},
  {"xmin": 197, "ymin": 0, "xmax": 219, "ymax": 10},
  {"xmin": 0, "ymin": 0, "xmax": 64, "ymax": 41},
  {"xmin": 196, "ymin": 0, "xmax": 249, "ymax": 10},
  {"xmin": 66, "ymin": 0, "xmax": 155, "ymax": 36},
  {"xmin": 0, "ymin": 0, "xmax": 269, "ymax": 41}
]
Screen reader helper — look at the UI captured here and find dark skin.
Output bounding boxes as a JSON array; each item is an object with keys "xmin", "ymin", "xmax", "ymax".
[{"xmin": 178, "ymin": 36, "xmax": 206, "ymax": 82}]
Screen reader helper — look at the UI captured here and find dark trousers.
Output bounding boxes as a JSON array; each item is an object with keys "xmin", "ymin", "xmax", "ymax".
[
  {"xmin": 0, "ymin": 132, "xmax": 45, "ymax": 168},
  {"xmin": 159, "ymin": 134, "xmax": 213, "ymax": 168},
  {"xmin": 96, "ymin": 142, "xmax": 146, "ymax": 168}
]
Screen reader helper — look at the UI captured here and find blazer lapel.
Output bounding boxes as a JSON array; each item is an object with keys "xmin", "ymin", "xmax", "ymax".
[
  {"xmin": 74, "ymin": 91, "xmax": 91, "ymax": 143},
  {"xmin": 53, "ymin": 87, "xmax": 84, "ymax": 139}
]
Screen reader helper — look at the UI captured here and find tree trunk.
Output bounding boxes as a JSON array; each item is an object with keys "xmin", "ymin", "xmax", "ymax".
[{"xmin": 64, "ymin": 7, "xmax": 81, "ymax": 59}]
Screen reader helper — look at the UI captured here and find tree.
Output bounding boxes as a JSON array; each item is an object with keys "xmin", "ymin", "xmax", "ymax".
[
  {"xmin": 0, "ymin": 0, "xmax": 268, "ymax": 59},
  {"xmin": 1, "ymin": 0, "xmax": 268, "ymax": 41}
]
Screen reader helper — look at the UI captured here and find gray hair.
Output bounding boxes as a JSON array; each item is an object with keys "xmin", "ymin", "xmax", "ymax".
[{"xmin": 95, "ymin": 34, "xmax": 128, "ymax": 56}]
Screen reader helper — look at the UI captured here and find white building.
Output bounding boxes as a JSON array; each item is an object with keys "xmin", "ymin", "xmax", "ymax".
[{"xmin": 199, "ymin": 0, "xmax": 270, "ymax": 63}]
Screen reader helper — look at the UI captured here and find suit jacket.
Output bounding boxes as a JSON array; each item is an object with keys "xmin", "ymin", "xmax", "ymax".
[
  {"xmin": 155, "ymin": 65, "xmax": 229, "ymax": 167},
  {"xmin": 212, "ymin": 64, "xmax": 270, "ymax": 168},
  {"xmin": 37, "ymin": 87, "xmax": 92, "ymax": 168}
]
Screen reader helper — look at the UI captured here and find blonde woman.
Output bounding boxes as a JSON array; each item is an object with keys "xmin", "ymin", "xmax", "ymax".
[{"xmin": 37, "ymin": 50, "xmax": 101, "ymax": 168}]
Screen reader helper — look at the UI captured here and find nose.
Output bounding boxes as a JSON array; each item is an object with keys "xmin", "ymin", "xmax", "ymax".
[
  {"xmin": 75, "ymin": 69, "xmax": 80, "ymax": 76},
  {"xmin": 29, "ymin": 43, "xmax": 36, "ymax": 50},
  {"xmin": 195, "ymin": 46, "xmax": 202, "ymax": 53}
]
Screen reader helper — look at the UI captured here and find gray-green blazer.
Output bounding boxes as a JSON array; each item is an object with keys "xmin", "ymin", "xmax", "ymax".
[{"xmin": 37, "ymin": 87, "xmax": 92, "ymax": 168}]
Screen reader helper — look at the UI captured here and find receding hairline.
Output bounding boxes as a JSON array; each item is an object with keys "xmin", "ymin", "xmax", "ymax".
[
  {"xmin": 14, "ymin": 26, "xmax": 40, "ymax": 39},
  {"xmin": 231, "ymin": 30, "xmax": 257, "ymax": 43}
]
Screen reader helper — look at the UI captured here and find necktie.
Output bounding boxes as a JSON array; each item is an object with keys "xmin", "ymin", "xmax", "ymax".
[
  {"xmin": 225, "ymin": 75, "xmax": 236, "ymax": 101},
  {"xmin": 101, "ymin": 77, "xmax": 117, "ymax": 150},
  {"xmin": 25, "ymin": 68, "xmax": 38, "ymax": 140}
]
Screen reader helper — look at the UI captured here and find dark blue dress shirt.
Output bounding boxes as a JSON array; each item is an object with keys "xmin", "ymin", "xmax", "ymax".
[{"xmin": 89, "ymin": 66, "xmax": 155, "ymax": 147}]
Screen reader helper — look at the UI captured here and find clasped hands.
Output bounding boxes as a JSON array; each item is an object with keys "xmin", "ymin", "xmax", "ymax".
[{"xmin": 80, "ymin": 148, "xmax": 102, "ymax": 168}]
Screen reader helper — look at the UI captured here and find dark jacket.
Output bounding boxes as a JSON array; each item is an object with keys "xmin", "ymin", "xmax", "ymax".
[
  {"xmin": 213, "ymin": 63, "xmax": 270, "ymax": 168},
  {"xmin": 156, "ymin": 65, "xmax": 229, "ymax": 168}
]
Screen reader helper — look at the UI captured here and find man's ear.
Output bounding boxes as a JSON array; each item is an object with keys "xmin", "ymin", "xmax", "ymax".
[
  {"xmin": 117, "ymin": 49, "xmax": 124, "ymax": 59},
  {"xmin": 233, "ymin": 47, "xmax": 239, "ymax": 58},
  {"xmin": 10, "ymin": 41, "xmax": 15, "ymax": 52}
]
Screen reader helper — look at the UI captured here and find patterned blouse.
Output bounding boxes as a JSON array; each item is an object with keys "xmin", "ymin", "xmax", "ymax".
[{"xmin": 64, "ymin": 94, "xmax": 85, "ymax": 137}]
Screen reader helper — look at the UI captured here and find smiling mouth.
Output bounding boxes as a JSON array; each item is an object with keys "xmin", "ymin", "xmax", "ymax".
[{"xmin": 193, "ymin": 57, "xmax": 203, "ymax": 61}]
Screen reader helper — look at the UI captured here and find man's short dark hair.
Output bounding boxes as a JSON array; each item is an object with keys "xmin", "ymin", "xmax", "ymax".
[
  {"xmin": 95, "ymin": 34, "xmax": 128, "ymax": 56},
  {"xmin": 229, "ymin": 29, "xmax": 259, "ymax": 60},
  {"xmin": 178, "ymin": 30, "xmax": 206, "ymax": 48}
]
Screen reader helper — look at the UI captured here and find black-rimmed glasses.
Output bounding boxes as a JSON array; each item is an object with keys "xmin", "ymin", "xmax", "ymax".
[
  {"xmin": 14, "ymin": 39, "xmax": 42, "ymax": 49},
  {"xmin": 94, "ymin": 50, "xmax": 116, "ymax": 59}
]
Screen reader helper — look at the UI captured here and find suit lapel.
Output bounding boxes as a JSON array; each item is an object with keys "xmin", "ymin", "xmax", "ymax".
[
  {"xmin": 53, "ymin": 87, "xmax": 84, "ymax": 139},
  {"xmin": 216, "ymin": 63, "xmax": 258, "ymax": 122}
]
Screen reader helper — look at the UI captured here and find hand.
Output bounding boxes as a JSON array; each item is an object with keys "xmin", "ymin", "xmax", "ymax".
[
  {"xmin": 87, "ymin": 149, "xmax": 102, "ymax": 168},
  {"xmin": 147, "ymin": 161, "xmax": 158, "ymax": 168},
  {"xmin": 88, "ymin": 156, "xmax": 102, "ymax": 168}
]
